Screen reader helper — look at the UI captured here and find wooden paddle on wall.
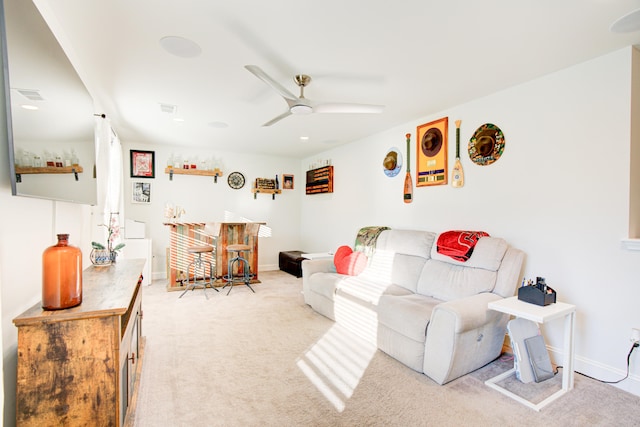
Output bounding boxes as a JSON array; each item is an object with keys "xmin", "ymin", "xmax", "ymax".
[
  {"xmin": 404, "ymin": 133, "xmax": 413, "ymax": 203},
  {"xmin": 451, "ymin": 120, "xmax": 464, "ymax": 188}
]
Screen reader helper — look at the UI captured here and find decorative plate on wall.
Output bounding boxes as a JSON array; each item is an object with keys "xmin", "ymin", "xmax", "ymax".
[
  {"xmin": 382, "ymin": 147, "xmax": 403, "ymax": 177},
  {"xmin": 468, "ymin": 123, "xmax": 505, "ymax": 166},
  {"xmin": 227, "ymin": 171, "xmax": 245, "ymax": 189}
]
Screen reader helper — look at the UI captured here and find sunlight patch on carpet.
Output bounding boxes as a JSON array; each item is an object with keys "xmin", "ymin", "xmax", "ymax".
[
  {"xmin": 297, "ymin": 324, "xmax": 377, "ymax": 412},
  {"xmin": 334, "ymin": 294, "xmax": 378, "ymax": 343}
]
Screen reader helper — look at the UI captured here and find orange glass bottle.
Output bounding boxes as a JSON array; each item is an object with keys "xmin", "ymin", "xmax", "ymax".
[{"xmin": 42, "ymin": 234, "xmax": 82, "ymax": 310}]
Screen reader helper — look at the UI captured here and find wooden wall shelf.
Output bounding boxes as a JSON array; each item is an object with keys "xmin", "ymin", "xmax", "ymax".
[
  {"xmin": 15, "ymin": 165, "xmax": 83, "ymax": 174},
  {"xmin": 15, "ymin": 165, "xmax": 83, "ymax": 182},
  {"xmin": 252, "ymin": 188, "xmax": 281, "ymax": 199},
  {"xmin": 165, "ymin": 167, "xmax": 223, "ymax": 182}
]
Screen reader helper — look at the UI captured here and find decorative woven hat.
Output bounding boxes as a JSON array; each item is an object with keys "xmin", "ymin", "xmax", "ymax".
[{"xmin": 468, "ymin": 123, "xmax": 505, "ymax": 166}]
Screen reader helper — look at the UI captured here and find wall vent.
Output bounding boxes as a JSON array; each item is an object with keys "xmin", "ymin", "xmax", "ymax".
[
  {"xmin": 16, "ymin": 88, "xmax": 44, "ymax": 101},
  {"xmin": 159, "ymin": 103, "xmax": 177, "ymax": 114}
]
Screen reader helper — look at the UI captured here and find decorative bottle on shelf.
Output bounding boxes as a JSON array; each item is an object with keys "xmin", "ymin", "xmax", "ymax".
[
  {"xmin": 275, "ymin": 174, "xmax": 279, "ymax": 190},
  {"xmin": 42, "ymin": 234, "xmax": 82, "ymax": 310}
]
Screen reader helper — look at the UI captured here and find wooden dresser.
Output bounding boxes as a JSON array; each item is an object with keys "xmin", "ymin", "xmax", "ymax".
[{"xmin": 13, "ymin": 259, "xmax": 146, "ymax": 426}]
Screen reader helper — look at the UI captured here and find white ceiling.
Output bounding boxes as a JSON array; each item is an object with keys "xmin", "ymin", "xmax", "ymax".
[{"xmin": 31, "ymin": 0, "xmax": 640, "ymax": 159}]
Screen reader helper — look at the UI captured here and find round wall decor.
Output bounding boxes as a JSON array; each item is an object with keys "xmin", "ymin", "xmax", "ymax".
[
  {"xmin": 383, "ymin": 147, "xmax": 403, "ymax": 177},
  {"xmin": 227, "ymin": 171, "xmax": 245, "ymax": 189},
  {"xmin": 468, "ymin": 123, "xmax": 505, "ymax": 166}
]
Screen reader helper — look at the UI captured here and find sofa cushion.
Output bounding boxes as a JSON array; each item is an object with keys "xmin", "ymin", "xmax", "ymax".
[
  {"xmin": 337, "ymin": 276, "xmax": 392, "ymax": 306},
  {"xmin": 430, "ymin": 236, "xmax": 508, "ymax": 271},
  {"xmin": 359, "ymin": 230, "xmax": 435, "ymax": 291},
  {"xmin": 416, "ymin": 260, "xmax": 498, "ymax": 301},
  {"xmin": 375, "ymin": 229, "xmax": 436, "ymax": 257},
  {"xmin": 382, "ymin": 284, "xmax": 415, "ymax": 297},
  {"xmin": 378, "ymin": 294, "xmax": 440, "ymax": 342},
  {"xmin": 392, "ymin": 254, "xmax": 427, "ymax": 293},
  {"xmin": 420, "ymin": 237, "xmax": 507, "ymax": 300}
]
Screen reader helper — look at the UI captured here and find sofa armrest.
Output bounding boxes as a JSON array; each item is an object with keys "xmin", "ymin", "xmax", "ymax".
[
  {"xmin": 423, "ymin": 292, "xmax": 509, "ymax": 384},
  {"xmin": 431, "ymin": 292, "xmax": 504, "ymax": 334},
  {"xmin": 301, "ymin": 258, "xmax": 335, "ymax": 302},
  {"xmin": 302, "ymin": 258, "xmax": 335, "ymax": 276}
]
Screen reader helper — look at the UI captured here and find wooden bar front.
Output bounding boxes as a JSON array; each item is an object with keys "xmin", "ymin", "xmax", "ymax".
[{"xmin": 163, "ymin": 222, "xmax": 264, "ymax": 291}]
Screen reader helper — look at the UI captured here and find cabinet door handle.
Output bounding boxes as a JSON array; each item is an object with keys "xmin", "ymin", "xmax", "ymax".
[{"xmin": 129, "ymin": 352, "xmax": 136, "ymax": 364}]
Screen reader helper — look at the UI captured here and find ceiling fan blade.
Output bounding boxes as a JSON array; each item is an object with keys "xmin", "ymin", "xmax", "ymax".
[
  {"xmin": 313, "ymin": 103, "xmax": 385, "ymax": 114},
  {"xmin": 245, "ymin": 65, "xmax": 298, "ymax": 101},
  {"xmin": 262, "ymin": 110, "xmax": 292, "ymax": 127}
]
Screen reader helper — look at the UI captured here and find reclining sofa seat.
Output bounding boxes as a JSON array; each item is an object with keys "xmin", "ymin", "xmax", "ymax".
[{"xmin": 302, "ymin": 229, "xmax": 525, "ymax": 385}]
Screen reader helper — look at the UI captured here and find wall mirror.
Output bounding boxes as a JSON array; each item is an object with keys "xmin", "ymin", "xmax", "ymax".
[{"xmin": 1, "ymin": 0, "xmax": 97, "ymax": 205}]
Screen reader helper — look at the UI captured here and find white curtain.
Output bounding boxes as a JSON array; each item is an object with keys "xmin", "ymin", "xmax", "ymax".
[{"xmin": 93, "ymin": 116, "xmax": 125, "ymax": 249}]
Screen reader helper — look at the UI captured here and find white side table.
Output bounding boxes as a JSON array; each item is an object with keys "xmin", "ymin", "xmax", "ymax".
[
  {"xmin": 485, "ymin": 296, "xmax": 576, "ymax": 411},
  {"xmin": 301, "ymin": 252, "xmax": 333, "ymax": 260}
]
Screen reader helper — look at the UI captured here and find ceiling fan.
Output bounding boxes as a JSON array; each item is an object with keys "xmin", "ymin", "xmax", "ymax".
[{"xmin": 245, "ymin": 65, "xmax": 384, "ymax": 126}]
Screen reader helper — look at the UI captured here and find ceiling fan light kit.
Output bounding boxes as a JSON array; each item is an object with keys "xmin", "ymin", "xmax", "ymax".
[
  {"xmin": 245, "ymin": 65, "xmax": 384, "ymax": 126},
  {"xmin": 290, "ymin": 103, "xmax": 312, "ymax": 115}
]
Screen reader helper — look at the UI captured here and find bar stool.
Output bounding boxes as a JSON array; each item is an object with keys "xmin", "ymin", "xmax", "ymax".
[
  {"xmin": 223, "ymin": 244, "xmax": 255, "ymax": 295},
  {"xmin": 179, "ymin": 245, "xmax": 218, "ymax": 299}
]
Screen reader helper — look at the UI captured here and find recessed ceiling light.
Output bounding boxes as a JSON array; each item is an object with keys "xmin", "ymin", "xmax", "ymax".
[
  {"xmin": 209, "ymin": 121, "xmax": 229, "ymax": 128},
  {"xmin": 300, "ymin": 136, "xmax": 309, "ymax": 140},
  {"xmin": 610, "ymin": 8, "xmax": 640, "ymax": 33},
  {"xmin": 159, "ymin": 36, "xmax": 202, "ymax": 58},
  {"xmin": 21, "ymin": 104, "xmax": 38, "ymax": 110}
]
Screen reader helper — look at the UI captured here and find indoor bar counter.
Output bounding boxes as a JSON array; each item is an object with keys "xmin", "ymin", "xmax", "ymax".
[{"xmin": 163, "ymin": 221, "xmax": 264, "ymax": 291}]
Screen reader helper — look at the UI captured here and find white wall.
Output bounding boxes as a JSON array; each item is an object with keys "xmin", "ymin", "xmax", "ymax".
[
  {"xmin": 0, "ymin": 138, "xmax": 93, "ymax": 426},
  {"xmin": 0, "ymin": 26, "xmax": 97, "ymax": 422},
  {"xmin": 301, "ymin": 47, "xmax": 640, "ymax": 396},
  {"xmin": 120, "ymin": 141, "xmax": 303, "ymax": 279}
]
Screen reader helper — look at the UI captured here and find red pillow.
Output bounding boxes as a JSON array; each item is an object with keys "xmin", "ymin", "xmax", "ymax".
[{"xmin": 333, "ymin": 245, "xmax": 367, "ymax": 275}]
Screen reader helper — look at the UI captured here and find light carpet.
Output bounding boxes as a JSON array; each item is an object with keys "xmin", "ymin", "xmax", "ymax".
[{"xmin": 133, "ymin": 270, "xmax": 640, "ymax": 427}]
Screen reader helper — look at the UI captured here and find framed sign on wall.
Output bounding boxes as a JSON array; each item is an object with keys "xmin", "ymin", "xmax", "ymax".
[
  {"xmin": 130, "ymin": 150, "xmax": 155, "ymax": 178},
  {"xmin": 132, "ymin": 182, "xmax": 151, "ymax": 203},
  {"xmin": 416, "ymin": 117, "xmax": 448, "ymax": 187},
  {"xmin": 283, "ymin": 174, "xmax": 294, "ymax": 189}
]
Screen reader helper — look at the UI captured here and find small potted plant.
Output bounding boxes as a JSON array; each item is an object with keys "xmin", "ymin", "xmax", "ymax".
[{"xmin": 90, "ymin": 213, "xmax": 126, "ymax": 265}]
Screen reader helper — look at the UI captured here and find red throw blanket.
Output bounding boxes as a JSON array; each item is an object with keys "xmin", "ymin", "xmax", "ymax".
[{"xmin": 436, "ymin": 230, "xmax": 489, "ymax": 262}]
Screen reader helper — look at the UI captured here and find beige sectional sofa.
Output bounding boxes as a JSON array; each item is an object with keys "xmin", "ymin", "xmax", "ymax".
[{"xmin": 302, "ymin": 228, "xmax": 525, "ymax": 384}]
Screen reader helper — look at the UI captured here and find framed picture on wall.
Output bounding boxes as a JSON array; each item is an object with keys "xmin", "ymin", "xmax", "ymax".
[
  {"xmin": 130, "ymin": 150, "xmax": 155, "ymax": 178},
  {"xmin": 416, "ymin": 117, "xmax": 448, "ymax": 187},
  {"xmin": 132, "ymin": 182, "xmax": 151, "ymax": 203},
  {"xmin": 283, "ymin": 174, "xmax": 294, "ymax": 189}
]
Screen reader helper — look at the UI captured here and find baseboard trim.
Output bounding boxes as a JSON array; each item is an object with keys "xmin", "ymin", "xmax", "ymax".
[
  {"xmin": 151, "ymin": 263, "xmax": 281, "ymax": 282},
  {"xmin": 259, "ymin": 264, "xmax": 279, "ymax": 271},
  {"xmin": 547, "ymin": 345, "xmax": 640, "ymax": 397}
]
